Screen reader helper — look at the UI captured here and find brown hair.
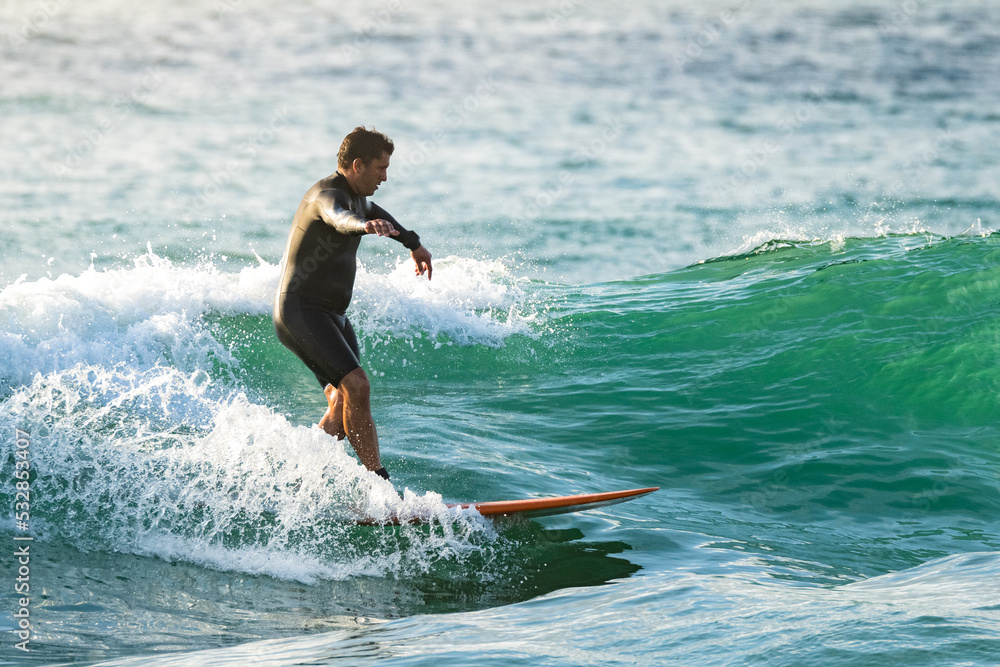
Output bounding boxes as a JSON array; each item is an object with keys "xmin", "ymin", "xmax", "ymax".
[{"xmin": 337, "ymin": 126, "xmax": 394, "ymax": 172}]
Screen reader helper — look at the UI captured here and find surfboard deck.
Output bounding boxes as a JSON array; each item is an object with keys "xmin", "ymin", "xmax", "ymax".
[
  {"xmin": 357, "ymin": 487, "xmax": 658, "ymax": 525},
  {"xmin": 449, "ymin": 486, "xmax": 659, "ymax": 519}
]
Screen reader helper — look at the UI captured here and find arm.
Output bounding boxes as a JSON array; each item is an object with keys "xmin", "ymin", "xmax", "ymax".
[
  {"xmin": 369, "ymin": 202, "xmax": 432, "ymax": 280},
  {"xmin": 369, "ymin": 202, "xmax": 420, "ymax": 250},
  {"xmin": 314, "ymin": 189, "xmax": 368, "ymax": 236}
]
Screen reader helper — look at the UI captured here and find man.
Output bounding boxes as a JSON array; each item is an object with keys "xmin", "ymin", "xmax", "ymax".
[{"xmin": 273, "ymin": 127, "xmax": 432, "ymax": 481}]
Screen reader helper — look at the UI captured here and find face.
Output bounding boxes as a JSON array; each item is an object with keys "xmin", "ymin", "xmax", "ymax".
[{"xmin": 352, "ymin": 152, "xmax": 390, "ymax": 196}]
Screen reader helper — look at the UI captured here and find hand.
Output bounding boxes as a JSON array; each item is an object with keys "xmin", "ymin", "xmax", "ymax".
[
  {"xmin": 364, "ymin": 218, "xmax": 399, "ymax": 237},
  {"xmin": 411, "ymin": 245, "xmax": 432, "ymax": 280}
]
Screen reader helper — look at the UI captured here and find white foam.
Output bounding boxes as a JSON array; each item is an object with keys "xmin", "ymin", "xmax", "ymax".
[
  {"xmin": 0, "ymin": 249, "xmax": 272, "ymax": 390},
  {"xmin": 0, "ymin": 249, "xmax": 538, "ymax": 392},
  {"xmin": 0, "ymin": 248, "xmax": 526, "ymax": 579},
  {"xmin": 719, "ymin": 213, "xmax": 997, "ymax": 260},
  {"xmin": 351, "ymin": 254, "xmax": 538, "ymax": 347},
  {"xmin": 2, "ymin": 362, "xmax": 499, "ymax": 582}
]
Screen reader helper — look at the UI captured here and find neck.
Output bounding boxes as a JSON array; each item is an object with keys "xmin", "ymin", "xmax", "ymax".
[
  {"xmin": 336, "ymin": 171, "xmax": 361, "ymax": 196},
  {"xmin": 337, "ymin": 171, "xmax": 370, "ymax": 195}
]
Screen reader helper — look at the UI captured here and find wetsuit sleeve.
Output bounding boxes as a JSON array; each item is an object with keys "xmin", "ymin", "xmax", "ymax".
[
  {"xmin": 315, "ymin": 189, "xmax": 368, "ymax": 236},
  {"xmin": 370, "ymin": 202, "xmax": 422, "ymax": 250}
]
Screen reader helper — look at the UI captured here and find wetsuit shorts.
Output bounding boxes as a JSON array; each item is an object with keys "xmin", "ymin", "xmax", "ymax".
[{"xmin": 273, "ymin": 295, "xmax": 361, "ymax": 389}]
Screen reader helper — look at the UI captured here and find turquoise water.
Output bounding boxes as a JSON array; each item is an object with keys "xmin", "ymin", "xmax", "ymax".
[{"xmin": 3, "ymin": 1, "xmax": 1000, "ymax": 664}]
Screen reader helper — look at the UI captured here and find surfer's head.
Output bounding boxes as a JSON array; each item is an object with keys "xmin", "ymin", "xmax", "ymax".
[
  {"xmin": 338, "ymin": 127, "xmax": 394, "ymax": 196},
  {"xmin": 338, "ymin": 127, "xmax": 394, "ymax": 173}
]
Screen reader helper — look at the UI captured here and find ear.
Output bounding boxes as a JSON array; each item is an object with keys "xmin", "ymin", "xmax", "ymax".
[{"xmin": 351, "ymin": 157, "xmax": 365, "ymax": 173}]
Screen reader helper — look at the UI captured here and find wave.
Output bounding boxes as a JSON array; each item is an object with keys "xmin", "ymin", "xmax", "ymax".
[
  {"xmin": 490, "ymin": 230, "xmax": 1000, "ymax": 560},
  {"xmin": 3, "ymin": 232, "xmax": 998, "ymax": 584},
  {"xmin": 0, "ymin": 248, "xmax": 546, "ymax": 582},
  {"xmin": 153, "ymin": 550, "xmax": 1000, "ymax": 666},
  {"xmin": 1, "ymin": 354, "xmax": 514, "ymax": 580},
  {"xmin": 0, "ymin": 248, "xmax": 540, "ymax": 392},
  {"xmin": 709, "ymin": 217, "xmax": 996, "ymax": 265},
  {"xmin": 558, "ymin": 229, "xmax": 1000, "ymax": 425}
]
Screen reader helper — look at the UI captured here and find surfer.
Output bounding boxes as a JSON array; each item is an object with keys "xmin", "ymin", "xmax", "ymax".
[{"xmin": 273, "ymin": 127, "xmax": 432, "ymax": 481}]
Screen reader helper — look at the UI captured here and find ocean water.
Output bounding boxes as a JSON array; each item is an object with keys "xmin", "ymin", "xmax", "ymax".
[{"xmin": 3, "ymin": 0, "xmax": 1000, "ymax": 664}]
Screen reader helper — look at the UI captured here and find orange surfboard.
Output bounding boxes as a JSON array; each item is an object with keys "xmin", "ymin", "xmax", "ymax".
[
  {"xmin": 355, "ymin": 487, "xmax": 658, "ymax": 525},
  {"xmin": 450, "ymin": 486, "xmax": 659, "ymax": 519}
]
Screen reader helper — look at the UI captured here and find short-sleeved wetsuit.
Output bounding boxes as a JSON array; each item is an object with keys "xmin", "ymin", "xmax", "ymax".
[{"xmin": 273, "ymin": 172, "xmax": 420, "ymax": 388}]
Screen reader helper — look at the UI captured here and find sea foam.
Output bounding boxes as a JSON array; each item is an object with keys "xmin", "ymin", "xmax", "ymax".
[
  {"xmin": 1, "ymin": 247, "xmax": 538, "ymax": 391},
  {"xmin": 1, "ymin": 248, "xmax": 524, "ymax": 580}
]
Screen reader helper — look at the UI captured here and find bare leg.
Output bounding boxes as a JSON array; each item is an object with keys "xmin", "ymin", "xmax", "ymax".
[
  {"xmin": 319, "ymin": 383, "xmax": 347, "ymax": 440},
  {"xmin": 334, "ymin": 368, "xmax": 383, "ymax": 472}
]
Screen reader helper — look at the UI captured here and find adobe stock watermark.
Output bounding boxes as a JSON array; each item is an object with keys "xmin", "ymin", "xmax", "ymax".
[
  {"xmin": 284, "ymin": 233, "xmax": 345, "ymax": 292},
  {"xmin": 546, "ymin": 0, "xmax": 586, "ymax": 27},
  {"xmin": 214, "ymin": 0, "xmax": 243, "ymax": 17},
  {"xmin": 337, "ymin": 0, "xmax": 405, "ymax": 65},
  {"xmin": 12, "ymin": 428, "xmax": 33, "ymax": 653},
  {"xmin": 674, "ymin": 0, "xmax": 752, "ymax": 72},
  {"xmin": 716, "ymin": 85, "xmax": 825, "ymax": 198},
  {"xmin": 878, "ymin": 0, "xmax": 926, "ymax": 35},
  {"xmin": 51, "ymin": 67, "xmax": 166, "ymax": 177},
  {"xmin": 6, "ymin": 0, "xmax": 64, "ymax": 50},
  {"xmin": 519, "ymin": 116, "xmax": 625, "ymax": 223},
  {"xmin": 186, "ymin": 106, "xmax": 290, "ymax": 214},
  {"xmin": 741, "ymin": 417, "xmax": 846, "ymax": 514},
  {"xmin": 880, "ymin": 128, "xmax": 958, "ymax": 201},
  {"xmin": 394, "ymin": 74, "xmax": 499, "ymax": 180}
]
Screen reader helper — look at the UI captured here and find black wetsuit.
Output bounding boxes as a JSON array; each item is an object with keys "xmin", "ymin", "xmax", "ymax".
[{"xmin": 273, "ymin": 172, "xmax": 420, "ymax": 388}]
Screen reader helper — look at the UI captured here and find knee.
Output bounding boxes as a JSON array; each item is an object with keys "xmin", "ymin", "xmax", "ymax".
[{"xmin": 339, "ymin": 369, "xmax": 370, "ymax": 403}]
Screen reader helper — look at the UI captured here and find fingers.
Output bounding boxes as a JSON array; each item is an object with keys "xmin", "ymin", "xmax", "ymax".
[
  {"xmin": 411, "ymin": 246, "xmax": 432, "ymax": 280},
  {"xmin": 364, "ymin": 219, "xmax": 399, "ymax": 236}
]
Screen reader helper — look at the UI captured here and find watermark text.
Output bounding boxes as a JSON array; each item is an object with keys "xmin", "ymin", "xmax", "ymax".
[{"xmin": 12, "ymin": 428, "xmax": 33, "ymax": 653}]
